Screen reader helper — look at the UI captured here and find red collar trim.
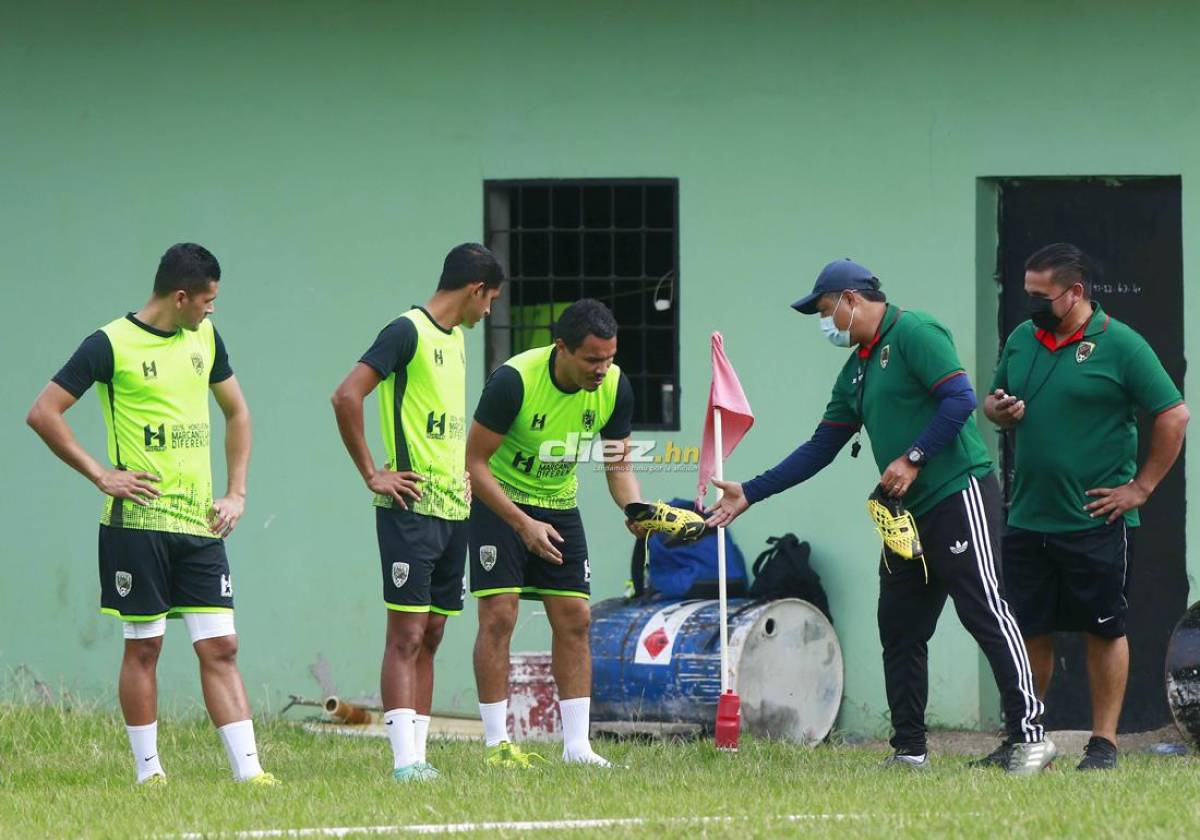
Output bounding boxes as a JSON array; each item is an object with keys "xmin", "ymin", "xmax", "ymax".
[
  {"xmin": 857, "ymin": 307, "xmax": 900, "ymax": 359},
  {"xmin": 857, "ymin": 331, "xmax": 882, "ymax": 359},
  {"xmin": 1035, "ymin": 324, "xmax": 1085, "ymax": 351},
  {"xmin": 1035, "ymin": 310, "xmax": 1108, "ymax": 352}
]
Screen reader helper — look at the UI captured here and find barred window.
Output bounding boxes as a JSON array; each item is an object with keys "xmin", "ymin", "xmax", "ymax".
[{"xmin": 484, "ymin": 179, "xmax": 680, "ymax": 430}]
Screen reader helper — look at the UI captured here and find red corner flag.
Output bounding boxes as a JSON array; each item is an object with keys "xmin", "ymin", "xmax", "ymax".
[{"xmin": 696, "ymin": 332, "xmax": 754, "ymax": 509}]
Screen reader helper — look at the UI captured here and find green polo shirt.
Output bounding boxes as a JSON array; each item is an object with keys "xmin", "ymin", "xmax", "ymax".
[
  {"xmin": 823, "ymin": 304, "xmax": 993, "ymax": 517},
  {"xmin": 992, "ymin": 302, "xmax": 1182, "ymax": 533}
]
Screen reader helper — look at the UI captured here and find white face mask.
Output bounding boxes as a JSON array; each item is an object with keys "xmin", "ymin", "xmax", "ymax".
[{"xmin": 819, "ymin": 294, "xmax": 855, "ymax": 347}]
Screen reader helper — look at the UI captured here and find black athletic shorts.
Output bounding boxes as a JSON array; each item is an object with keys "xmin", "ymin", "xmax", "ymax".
[
  {"xmin": 468, "ymin": 499, "xmax": 590, "ymax": 600},
  {"xmin": 99, "ymin": 524, "xmax": 233, "ymax": 621},
  {"xmin": 1003, "ymin": 521, "xmax": 1134, "ymax": 638},
  {"xmin": 376, "ymin": 507, "xmax": 468, "ymax": 615}
]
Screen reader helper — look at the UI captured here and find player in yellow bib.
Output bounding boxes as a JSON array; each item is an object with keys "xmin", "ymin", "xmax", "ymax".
[
  {"xmin": 467, "ymin": 299, "xmax": 645, "ymax": 768},
  {"xmin": 27, "ymin": 244, "xmax": 276, "ymax": 786},
  {"xmin": 332, "ymin": 243, "xmax": 503, "ymax": 782}
]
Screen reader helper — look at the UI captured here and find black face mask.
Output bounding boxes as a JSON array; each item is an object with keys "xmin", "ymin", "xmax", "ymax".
[{"xmin": 1027, "ymin": 287, "xmax": 1075, "ymax": 331}]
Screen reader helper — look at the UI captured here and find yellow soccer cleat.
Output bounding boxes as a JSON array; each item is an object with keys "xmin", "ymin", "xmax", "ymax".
[
  {"xmin": 484, "ymin": 741, "xmax": 547, "ymax": 770},
  {"xmin": 624, "ymin": 500, "xmax": 706, "ymax": 545},
  {"xmin": 867, "ymin": 485, "xmax": 927, "ymax": 582},
  {"xmin": 138, "ymin": 774, "xmax": 167, "ymax": 787},
  {"xmin": 245, "ymin": 772, "xmax": 281, "ymax": 787}
]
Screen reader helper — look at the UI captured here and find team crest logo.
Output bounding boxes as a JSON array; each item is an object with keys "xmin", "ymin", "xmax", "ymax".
[
  {"xmin": 880, "ymin": 345, "xmax": 890, "ymax": 369},
  {"xmin": 479, "ymin": 545, "xmax": 498, "ymax": 572},
  {"xmin": 115, "ymin": 571, "xmax": 133, "ymax": 598},
  {"xmin": 1076, "ymin": 341, "xmax": 1096, "ymax": 364},
  {"xmin": 582, "ymin": 409, "xmax": 596, "ymax": 431},
  {"xmin": 190, "ymin": 352, "xmax": 205, "ymax": 375},
  {"xmin": 391, "ymin": 562, "xmax": 410, "ymax": 589}
]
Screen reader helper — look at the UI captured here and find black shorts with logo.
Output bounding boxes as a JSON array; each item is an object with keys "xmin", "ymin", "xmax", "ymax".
[
  {"xmin": 99, "ymin": 524, "xmax": 233, "ymax": 620},
  {"xmin": 376, "ymin": 507, "xmax": 468, "ymax": 615},
  {"xmin": 1003, "ymin": 521, "xmax": 1134, "ymax": 638},
  {"xmin": 468, "ymin": 499, "xmax": 590, "ymax": 600}
]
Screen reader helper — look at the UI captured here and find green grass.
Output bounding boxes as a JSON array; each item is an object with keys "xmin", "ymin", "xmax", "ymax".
[{"xmin": 2, "ymin": 704, "xmax": 1199, "ymax": 839}]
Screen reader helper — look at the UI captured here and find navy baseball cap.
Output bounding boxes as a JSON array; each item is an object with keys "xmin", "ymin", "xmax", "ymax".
[{"xmin": 791, "ymin": 259, "xmax": 880, "ymax": 314}]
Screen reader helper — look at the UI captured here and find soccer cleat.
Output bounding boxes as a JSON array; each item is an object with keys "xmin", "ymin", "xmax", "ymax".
[
  {"xmin": 138, "ymin": 773, "xmax": 167, "ymax": 786},
  {"xmin": 1004, "ymin": 738, "xmax": 1057, "ymax": 775},
  {"xmin": 1077, "ymin": 736, "xmax": 1118, "ymax": 771},
  {"xmin": 867, "ymin": 485, "xmax": 928, "ymax": 582},
  {"xmin": 393, "ymin": 763, "xmax": 439, "ymax": 782},
  {"xmin": 624, "ymin": 501, "xmax": 706, "ymax": 545},
  {"xmin": 867, "ymin": 486, "xmax": 924, "ymax": 560},
  {"xmin": 880, "ymin": 752, "xmax": 930, "ymax": 770},
  {"xmin": 967, "ymin": 740, "xmax": 1013, "ymax": 769},
  {"xmin": 245, "ymin": 772, "xmax": 281, "ymax": 787},
  {"xmin": 485, "ymin": 741, "xmax": 547, "ymax": 769}
]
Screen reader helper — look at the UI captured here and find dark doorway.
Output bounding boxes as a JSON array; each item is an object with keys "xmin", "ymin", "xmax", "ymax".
[{"xmin": 995, "ymin": 177, "xmax": 1185, "ymax": 732}]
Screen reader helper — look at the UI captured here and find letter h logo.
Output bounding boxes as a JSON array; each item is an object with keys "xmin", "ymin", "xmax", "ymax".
[
  {"xmin": 426, "ymin": 411, "xmax": 446, "ymax": 438},
  {"xmin": 512, "ymin": 451, "xmax": 535, "ymax": 474},
  {"xmin": 143, "ymin": 423, "xmax": 166, "ymax": 451}
]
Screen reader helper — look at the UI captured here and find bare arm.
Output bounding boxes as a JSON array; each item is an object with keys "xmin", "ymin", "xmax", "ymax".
[
  {"xmin": 467, "ymin": 420, "xmax": 564, "ymax": 563},
  {"xmin": 26, "ymin": 381, "xmax": 161, "ymax": 505},
  {"xmin": 330, "ymin": 362, "xmax": 425, "ymax": 509},
  {"xmin": 210, "ymin": 376, "xmax": 251, "ymax": 536},
  {"xmin": 1085, "ymin": 402, "xmax": 1190, "ymax": 523},
  {"xmin": 602, "ymin": 437, "xmax": 642, "ymax": 509},
  {"xmin": 1136, "ymin": 403, "xmax": 1191, "ymax": 490}
]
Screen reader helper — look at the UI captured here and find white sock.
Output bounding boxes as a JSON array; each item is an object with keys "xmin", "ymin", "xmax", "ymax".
[
  {"xmin": 384, "ymin": 708, "xmax": 417, "ymax": 769},
  {"xmin": 414, "ymin": 714, "xmax": 431, "ymax": 764},
  {"xmin": 479, "ymin": 700, "xmax": 509, "ymax": 747},
  {"xmin": 127, "ymin": 721, "xmax": 165, "ymax": 782},
  {"xmin": 559, "ymin": 697, "xmax": 599, "ymax": 760},
  {"xmin": 217, "ymin": 719, "xmax": 265, "ymax": 781}
]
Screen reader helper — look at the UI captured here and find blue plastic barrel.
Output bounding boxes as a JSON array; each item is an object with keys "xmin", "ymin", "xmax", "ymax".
[{"xmin": 590, "ymin": 597, "xmax": 842, "ymax": 744}]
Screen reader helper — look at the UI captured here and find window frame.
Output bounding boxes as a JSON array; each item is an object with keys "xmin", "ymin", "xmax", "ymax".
[{"xmin": 482, "ymin": 177, "xmax": 681, "ymax": 431}]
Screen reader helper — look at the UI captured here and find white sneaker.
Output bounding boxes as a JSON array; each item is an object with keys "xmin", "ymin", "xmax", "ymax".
[{"xmin": 1005, "ymin": 738, "xmax": 1057, "ymax": 776}]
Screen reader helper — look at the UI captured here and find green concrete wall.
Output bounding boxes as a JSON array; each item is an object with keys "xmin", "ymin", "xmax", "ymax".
[{"xmin": 2, "ymin": 1, "xmax": 1195, "ymax": 735}]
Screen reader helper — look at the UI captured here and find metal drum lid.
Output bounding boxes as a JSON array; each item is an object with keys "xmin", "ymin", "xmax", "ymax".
[
  {"xmin": 732, "ymin": 598, "xmax": 843, "ymax": 746},
  {"xmin": 1165, "ymin": 600, "xmax": 1200, "ymax": 750}
]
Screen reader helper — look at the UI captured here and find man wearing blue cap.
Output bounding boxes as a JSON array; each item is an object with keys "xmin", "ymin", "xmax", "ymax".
[{"xmin": 705, "ymin": 259, "xmax": 1053, "ymax": 775}]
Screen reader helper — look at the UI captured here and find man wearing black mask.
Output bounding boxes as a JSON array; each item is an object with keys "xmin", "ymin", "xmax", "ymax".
[{"xmin": 984, "ymin": 243, "xmax": 1189, "ymax": 771}]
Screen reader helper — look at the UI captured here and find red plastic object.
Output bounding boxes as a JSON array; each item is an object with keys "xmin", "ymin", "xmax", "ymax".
[{"xmin": 715, "ymin": 689, "xmax": 741, "ymax": 751}]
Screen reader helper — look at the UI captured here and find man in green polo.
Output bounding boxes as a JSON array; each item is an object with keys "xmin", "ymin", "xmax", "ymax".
[
  {"xmin": 705, "ymin": 258, "xmax": 1052, "ymax": 774},
  {"xmin": 984, "ymin": 243, "xmax": 1188, "ymax": 771},
  {"xmin": 331, "ymin": 243, "xmax": 503, "ymax": 782},
  {"xmin": 467, "ymin": 298, "xmax": 643, "ymax": 768}
]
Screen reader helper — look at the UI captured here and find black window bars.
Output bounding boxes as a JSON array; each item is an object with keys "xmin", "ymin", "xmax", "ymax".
[{"xmin": 483, "ymin": 179, "xmax": 681, "ymax": 430}]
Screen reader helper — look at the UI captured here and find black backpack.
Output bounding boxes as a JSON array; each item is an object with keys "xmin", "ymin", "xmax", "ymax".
[{"xmin": 748, "ymin": 534, "xmax": 832, "ymax": 622}]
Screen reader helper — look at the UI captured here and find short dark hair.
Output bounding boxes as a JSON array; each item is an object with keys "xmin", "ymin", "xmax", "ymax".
[
  {"xmin": 153, "ymin": 243, "xmax": 221, "ymax": 296},
  {"xmin": 1025, "ymin": 243, "xmax": 1096, "ymax": 297},
  {"xmin": 438, "ymin": 243, "xmax": 505, "ymax": 291},
  {"xmin": 554, "ymin": 298, "xmax": 618, "ymax": 352}
]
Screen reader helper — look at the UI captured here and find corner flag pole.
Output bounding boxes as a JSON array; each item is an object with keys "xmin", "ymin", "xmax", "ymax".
[
  {"xmin": 713, "ymin": 406, "xmax": 730, "ymax": 694},
  {"xmin": 704, "ymin": 331, "xmax": 749, "ymax": 751}
]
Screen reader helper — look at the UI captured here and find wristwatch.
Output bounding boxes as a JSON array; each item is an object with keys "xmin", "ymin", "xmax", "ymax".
[{"xmin": 905, "ymin": 446, "xmax": 928, "ymax": 468}]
